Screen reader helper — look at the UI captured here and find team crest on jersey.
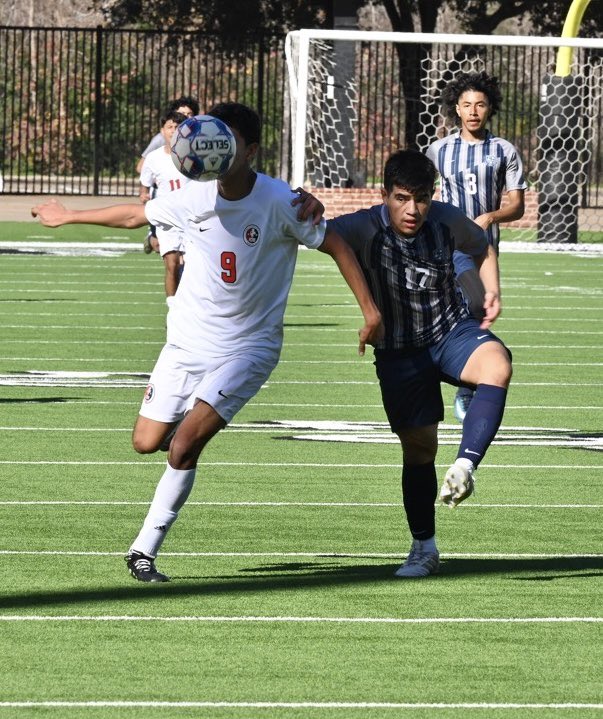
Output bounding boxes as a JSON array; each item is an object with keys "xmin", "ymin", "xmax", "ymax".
[
  {"xmin": 485, "ymin": 154, "xmax": 499, "ymax": 167},
  {"xmin": 143, "ymin": 383, "xmax": 155, "ymax": 403},
  {"xmin": 243, "ymin": 225, "xmax": 260, "ymax": 246}
]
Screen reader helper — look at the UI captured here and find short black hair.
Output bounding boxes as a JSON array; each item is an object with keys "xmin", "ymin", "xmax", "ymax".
[
  {"xmin": 208, "ymin": 102, "xmax": 261, "ymax": 146},
  {"xmin": 160, "ymin": 110, "xmax": 187, "ymax": 127},
  {"xmin": 383, "ymin": 149, "xmax": 436, "ymax": 194},
  {"xmin": 440, "ymin": 71, "xmax": 502, "ymax": 124},
  {"xmin": 168, "ymin": 95, "xmax": 200, "ymax": 115}
]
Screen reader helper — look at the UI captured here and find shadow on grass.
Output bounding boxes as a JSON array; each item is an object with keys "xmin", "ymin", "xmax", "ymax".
[
  {"xmin": 0, "ymin": 556, "xmax": 601, "ymax": 611},
  {"xmin": 0, "ymin": 397, "xmax": 72, "ymax": 404}
]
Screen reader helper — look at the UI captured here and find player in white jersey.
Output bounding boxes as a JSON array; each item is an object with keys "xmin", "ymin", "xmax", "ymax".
[
  {"xmin": 32, "ymin": 102, "xmax": 384, "ymax": 583},
  {"xmin": 139, "ymin": 110, "xmax": 189, "ymax": 298},
  {"xmin": 136, "ymin": 95, "xmax": 199, "ymax": 175},
  {"xmin": 137, "ymin": 96, "xmax": 199, "ymax": 254},
  {"xmin": 426, "ymin": 71, "xmax": 526, "ymax": 422}
]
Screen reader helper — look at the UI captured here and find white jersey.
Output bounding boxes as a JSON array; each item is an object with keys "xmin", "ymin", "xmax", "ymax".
[
  {"xmin": 426, "ymin": 130, "xmax": 526, "ymax": 247},
  {"xmin": 144, "ymin": 173, "xmax": 326, "ymax": 359},
  {"xmin": 140, "ymin": 147, "xmax": 189, "ymax": 255},
  {"xmin": 139, "ymin": 147, "xmax": 189, "ymax": 198}
]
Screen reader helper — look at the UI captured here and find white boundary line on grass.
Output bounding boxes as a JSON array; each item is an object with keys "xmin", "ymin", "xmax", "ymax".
[
  {"xmin": 0, "ymin": 615, "xmax": 601, "ymax": 625},
  {"xmin": 1, "ymin": 550, "xmax": 601, "ymax": 559},
  {"xmin": 0, "ymin": 700, "xmax": 601, "ymax": 710},
  {"xmin": 1, "ymin": 461, "xmax": 601, "ymax": 469},
  {"xmin": 0, "ymin": 500, "xmax": 601, "ymax": 509}
]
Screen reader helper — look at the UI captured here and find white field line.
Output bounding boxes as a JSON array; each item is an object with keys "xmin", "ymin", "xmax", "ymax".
[
  {"xmin": 0, "ymin": 615, "xmax": 601, "ymax": 625},
  {"xmin": 5, "ymin": 359, "xmax": 602, "ymax": 367},
  {"xmin": 0, "ymin": 700, "xmax": 601, "ymax": 710},
  {"xmin": 1, "ymin": 461, "xmax": 601, "ymax": 469},
  {"xmin": 1, "ymin": 550, "xmax": 601, "ymax": 559},
  {"xmin": 1, "ymin": 326, "xmax": 603, "ymax": 335},
  {"xmin": 1, "ymin": 319, "xmax": 603, "ymax": 330},
  {"xmin": 0, "ymin": 306, "xmax": 602, "ymax": 315},
  {"xmin": 0, "ymin": 301, "xmax": 602, "ymax": 315},
  {"xmin": 0, "ymin": 500, "xmax": 601, "ymax": 509},
  {"xmin": 2, "ymin": 377, "xmax": 603, "ymax": 387},
  {"xmin": 1, "ymin": 340, "xmax": 602, "ymax": 351},
  {"xmin": 4, "ymin": 318, "xmax": 601, "ymax": 334},
  {"xmin": 0, "ymin": 279, "xmax": 161, "ymax": 287},
  {"xmin": 0, "ymin": 424, "xmax": 590, "ymax": 431},
  {"xmin": 0, "ymin": 291, "xmax": 162, "ymax": 297},
  {"xmin": 0, "ymin": 399, "xmax": 600, "ymax": 410}
]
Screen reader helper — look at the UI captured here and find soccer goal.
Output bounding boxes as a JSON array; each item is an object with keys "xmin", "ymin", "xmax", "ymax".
[{"xmin": 285, "ymin": 29, "xmax": 603, "ymax": 243}]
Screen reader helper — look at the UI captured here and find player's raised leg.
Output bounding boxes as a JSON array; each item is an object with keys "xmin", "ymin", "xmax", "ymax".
[{"xmin": 441, "ymin": 338, "xmax": 512, "ymax": 507}]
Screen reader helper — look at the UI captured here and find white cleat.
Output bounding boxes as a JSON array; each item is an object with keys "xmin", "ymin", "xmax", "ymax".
[
  {"xmin": 394, "ymin": 541, "xmax": 440, "ymax": 578},
  {"xmin": 440, "ymin": 463, "xmax": 475, "ymax": 508}
]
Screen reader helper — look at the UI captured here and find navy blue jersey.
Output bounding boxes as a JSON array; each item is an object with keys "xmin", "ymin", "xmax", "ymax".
[
  {"xmin": 426, "ymin": 130, "xmax": 527, "ymax": 249},
  {"xmin": 328, "ymin": 201, "xmax": 488, "ymax": 350}
]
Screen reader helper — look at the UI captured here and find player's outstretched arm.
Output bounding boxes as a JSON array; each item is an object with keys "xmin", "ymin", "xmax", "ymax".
[
  {"xmin": 32, "ymin": 199, "xmax": 147, "ymax": 229},
  {"xmin": 319, "ymin": 229, "xmax": 384, "ymax": 355}
]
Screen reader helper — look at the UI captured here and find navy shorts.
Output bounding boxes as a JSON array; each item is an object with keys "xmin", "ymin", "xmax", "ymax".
[{"xmin": 374, "ymin": 318, "xmax": 511, "ymax": 432}]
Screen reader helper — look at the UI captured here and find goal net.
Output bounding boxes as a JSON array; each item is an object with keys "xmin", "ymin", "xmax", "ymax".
[{"xmin": 285, "ymin": 29, "xmax": 603, "ymax": 243}]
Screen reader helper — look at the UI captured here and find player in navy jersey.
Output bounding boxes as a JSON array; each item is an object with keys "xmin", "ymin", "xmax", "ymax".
[
  {"xmin": 426, "ymin": 71, "xmax": 525, "ymax": 422},
  {"xmin": 328, "ymin": 149, "xmax": 513, "ymax": 578},
  {"xmin": 32, "ymin": 103, "xmax": 384, "ymax": 583}
]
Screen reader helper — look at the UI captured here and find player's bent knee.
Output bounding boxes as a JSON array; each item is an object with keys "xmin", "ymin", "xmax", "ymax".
[
  {"xmin": 132, "ymin": 434, "xmax": 160, "ymax": 454},
  {"xmin": 168, "ymin": 437, "xmax": 204, "ymax": 469},
  {"xmin": 488, "ymin": 354, "xmax": 513, "ymax": 387}
]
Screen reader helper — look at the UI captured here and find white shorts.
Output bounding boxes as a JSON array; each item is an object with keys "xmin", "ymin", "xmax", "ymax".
[
  {"xmin": 139, "ymin": 343, "xmax": 278, "ymax": 424},
  {"xmin": 157, "ymin": 227, "xmax": 185, "ymax": 257}
]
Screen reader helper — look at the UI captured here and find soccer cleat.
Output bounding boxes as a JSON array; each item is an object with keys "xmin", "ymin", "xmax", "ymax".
[
  {"xmin": 453, "ymin": 389, "xmax": 474, "ymax": 422},
  {"xmin": 125, "ymin": 551, "xmax": 170, "ymax": 582},
  {"xmin": 440, "ymin": 463, "xmax": 475, "ymax": 508},
  {"xmin": 394, "ymin": 541, "xmax": 440, "ymax": 578},
  {"xmin": 143, "ymin": 232, "xmax": 154, "ymax": 254}
]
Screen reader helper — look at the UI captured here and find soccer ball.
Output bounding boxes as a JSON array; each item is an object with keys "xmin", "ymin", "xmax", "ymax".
[{"xmin": 170, "ymin": 115, "xmax": 237, "ymax": 181}]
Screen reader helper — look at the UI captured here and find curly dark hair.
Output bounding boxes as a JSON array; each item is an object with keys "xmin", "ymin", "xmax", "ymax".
[
  {"xmin": 167, "ymin": 95, "xmax": 201, "ymax": 116},
  {"xmin": 440, "ymin": 72, "xmax": 502, "ymax": 125}
]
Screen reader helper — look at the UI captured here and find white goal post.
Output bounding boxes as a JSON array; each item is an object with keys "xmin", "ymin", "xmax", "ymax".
[{"xmin": 285, "ymin": 29, "xmax": 603, "ymax": 242}]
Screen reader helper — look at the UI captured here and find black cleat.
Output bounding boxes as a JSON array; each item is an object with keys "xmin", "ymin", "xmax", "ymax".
[{"xmin": 125, "ymin": 551, "xmax": 170, "ymax": 583}]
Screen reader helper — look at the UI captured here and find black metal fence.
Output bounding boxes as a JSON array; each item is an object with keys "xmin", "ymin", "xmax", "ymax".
[
  {"xmin": 1, "ymin": 25, "xmax": 602, "ymax": 211},
  {"xmin": 0, "ymin": 26, "xmax": 290, "ymax": 195}
]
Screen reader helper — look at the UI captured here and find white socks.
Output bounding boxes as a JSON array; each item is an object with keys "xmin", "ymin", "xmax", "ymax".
[{"xmin": 130, "ymin": 463, "xmax": 196, "ymax": 558}]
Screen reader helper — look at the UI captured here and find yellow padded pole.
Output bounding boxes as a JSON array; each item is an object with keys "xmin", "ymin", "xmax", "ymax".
[{"xmin": 555, "ymin": 0, "xmax": 592, "ymax": 76}]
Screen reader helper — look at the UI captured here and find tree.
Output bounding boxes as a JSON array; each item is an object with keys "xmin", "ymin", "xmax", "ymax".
[
  {"xmin": 1, "ymin": 0, "xmax": 103, "ymax": 26},
  {"xmin": 90, "ymin": 0, "xmax": 601, "ymax": 149},
  {"xmin": 90, "ymin": 0, "xmax": 329, "ymax": 33}
]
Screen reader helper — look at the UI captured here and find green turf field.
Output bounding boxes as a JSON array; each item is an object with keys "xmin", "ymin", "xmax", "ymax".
[{"xmin": 0, "ymin": 227, "xmax": 602, "ymax": 718}]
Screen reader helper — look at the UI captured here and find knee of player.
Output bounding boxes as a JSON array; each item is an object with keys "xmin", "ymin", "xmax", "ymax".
[
  {"xmin": 487, "ymin": 356, "xmax": 513, "ymax": 388},
  {"xmin": 168, "ymin": 435, "xmax": 203, "ymax": 468},
  {"xmin": 132, "ymin": 428, "xmax": 161, "ymax": 454},
  {"xmin": 398, "ymin": 429, "xmax": 438, "ymax": 464},
  {"xmin": 131, "ymin": 433, "xmax": 159, "ymax": 454}
]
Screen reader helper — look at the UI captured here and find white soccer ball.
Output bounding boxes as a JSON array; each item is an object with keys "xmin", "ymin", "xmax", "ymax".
[{"xmin": 170, "ymin": 115, "xmax": 237, "ymax": 181}]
